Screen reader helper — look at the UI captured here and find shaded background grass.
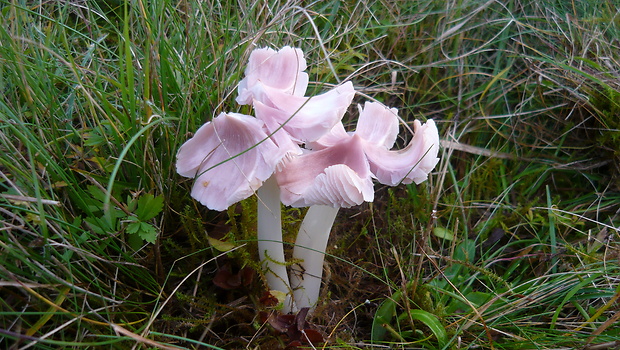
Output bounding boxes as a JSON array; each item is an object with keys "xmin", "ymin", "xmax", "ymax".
[{"xmin": 0, "ymin": 0, "xmax": 619, "ymax": 348}]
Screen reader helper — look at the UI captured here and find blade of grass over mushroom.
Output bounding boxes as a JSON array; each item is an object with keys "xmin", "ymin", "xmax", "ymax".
[{"xmin": 191, "ymin": 84, "xmax": 349, "ymax": 181}]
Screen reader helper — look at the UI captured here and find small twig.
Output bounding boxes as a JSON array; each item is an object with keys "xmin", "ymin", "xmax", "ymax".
[
  {"xmin": 0, "ymin": 194, "xmax": 60, "ymax": 206},
  {"xmin": 583, "ymin": 340, "xmax": 620, "ymax": 350}
]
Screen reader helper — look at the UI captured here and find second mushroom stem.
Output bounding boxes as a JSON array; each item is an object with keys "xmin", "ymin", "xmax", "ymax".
[
  {"xmin": 257, "ymin": 176, "xmax": 295, "ymax": 313},
  {"xmin": 290, "ymin": 205, "xmax": 340, "ymax": 311}
]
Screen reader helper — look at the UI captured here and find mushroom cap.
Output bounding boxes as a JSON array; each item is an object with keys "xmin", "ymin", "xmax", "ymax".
[
  {"xmin": 276, "ymin": 102, "xmax": 440, "ymax": 208},
  {"xmin": 310, "ymin": 101, "xmax": 399, "ymax": 150},
  {"xmin": 365, "ymin": 118, "xmax": 440, "ymax": 185},
  {"xmin": 253, "ymin": 81, "xmax": 356, "ymax": 144},
  {"xmin": 176, "ymin": 112, "xmax": 284, "ymax": 211},
  {"xmin": 276, "ymin": 135, "xmax": 374, "ymax": 208},
  {"xmin": 236, "ymin": 46, "xmax": 309, "ymax": 106}
]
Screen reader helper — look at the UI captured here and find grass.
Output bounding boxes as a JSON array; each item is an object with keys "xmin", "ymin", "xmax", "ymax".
[{"xmin": 1, "ymin": 0, "xmax": 619, "ymax": 348}]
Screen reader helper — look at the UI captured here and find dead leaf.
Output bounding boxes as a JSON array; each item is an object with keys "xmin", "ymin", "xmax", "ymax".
[{"xmin": 212, "ymin": 264, "xmax": 254, "ymax": 290}]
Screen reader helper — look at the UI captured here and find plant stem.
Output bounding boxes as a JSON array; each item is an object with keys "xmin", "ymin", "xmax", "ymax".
[
  {"xmin": 290, "ymin": 205, "xmax": 339, "ymax": 311},
  {"xmin": 257, "ymin": 175, "xmax": 294, "ymax": 313}
]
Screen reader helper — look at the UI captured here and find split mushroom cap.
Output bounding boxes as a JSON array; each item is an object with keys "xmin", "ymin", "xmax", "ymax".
[
  {"xmin": 366, "ymin": 117, "xmax": 440, "ymax": 186},
  {"xmin": 277, "ymin": 101, "xmax": 440, "ymax": 208}
]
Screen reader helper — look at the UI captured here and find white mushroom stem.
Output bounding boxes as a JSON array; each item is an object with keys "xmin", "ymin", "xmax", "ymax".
[
  {"xmin": 257, "ymin": 175, "xmax": 295, "ymax": 313},
  {"xmin": 290, "ymin": 205, "xmax": 340, "ymax": 311}
]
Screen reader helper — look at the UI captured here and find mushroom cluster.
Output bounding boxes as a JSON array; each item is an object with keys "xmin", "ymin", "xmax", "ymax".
[{"xmin": 176, "ymin": 46, "xmax": 440, "ymax": 314}]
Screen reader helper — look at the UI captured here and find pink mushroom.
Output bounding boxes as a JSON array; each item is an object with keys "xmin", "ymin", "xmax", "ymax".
[
  {"xmin": 176, "ymin": 111, "xmax": 297, "ymax": 311},
  {"xmin": 276, "ymin": 101, "xmax": 440, "ymax": 310},
  {"xmin": 236, "ymin": 46, "xmax": 309, "ymax": 106},
  {"xmin": 176, "ymin": 45, "xmax": 439, "ymax": 315},
  {"xmin": 176, "ymin": 112, "xmax": 283, "ymax": 211},
  {"xmin": 238, "ymin": 46, "xmax": 356, "ymax": 145},
  {"xmin": 177, "ymin": 46, "xmax": 356, "ymax": 313}
]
